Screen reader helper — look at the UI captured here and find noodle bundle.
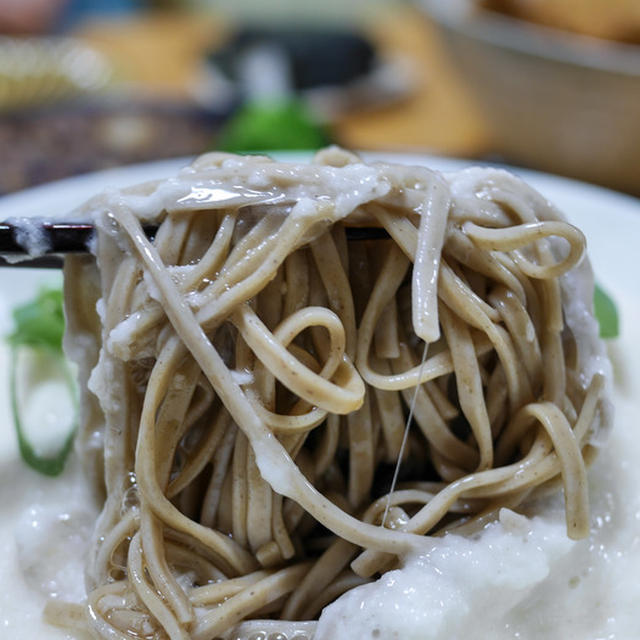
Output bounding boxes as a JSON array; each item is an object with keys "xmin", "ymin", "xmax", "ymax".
[{"xmin": 58, "ymin": 148, "xmax": 610, "ymax": 640}]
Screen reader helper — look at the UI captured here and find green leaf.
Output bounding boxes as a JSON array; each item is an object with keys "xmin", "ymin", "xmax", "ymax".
[
  {"xmin": 216, "ymin": 99, "xmax": 330, "ymax": 153},
  {"xmin": 8, "ymin": 287, "xmax": 65, "ymax": 352},
  {"xmin": 594, "ymin": 283, "xmax": 619, "ymax": 339}
]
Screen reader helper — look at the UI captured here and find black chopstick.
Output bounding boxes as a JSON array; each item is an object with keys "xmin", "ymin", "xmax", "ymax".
[
  {"xmin": 0, "ymin": 222, "xmax": 390, "ymax": 269},
  {"xmin": 0, "ymin": 221, "xmax": 160, "ymax": 269}
]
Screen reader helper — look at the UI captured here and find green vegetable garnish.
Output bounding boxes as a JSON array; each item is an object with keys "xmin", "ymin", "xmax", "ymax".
[
  {"xmin": 8, "ymin": 287, "xmax": 64, "ymax": 351},
  {"xmin": 8, "ymin": 286, "xmax": 76, "ymax": 476},
  {"xmin": 594, "ymin": 283, "xmax": 619, "ymax": 339},
  {"xmin": 217, "ymin": 99, "xmax": 330, "ymax": 153}
]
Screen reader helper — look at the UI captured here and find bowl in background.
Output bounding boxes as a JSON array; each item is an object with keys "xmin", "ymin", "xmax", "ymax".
[{"xmin": 419, "ymin": 0, "xmax": 640, "ymax": 194}]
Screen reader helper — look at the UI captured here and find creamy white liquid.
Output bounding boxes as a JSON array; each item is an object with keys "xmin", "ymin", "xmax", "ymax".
[{"xmin": 0, "ymin": 451, "xmax": 96, "ymax": 640}]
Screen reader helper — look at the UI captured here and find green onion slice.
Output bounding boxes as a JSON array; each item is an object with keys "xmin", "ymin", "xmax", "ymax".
[
  {"xmin": 8, "ymin": 287, "xmax": 76, "ymax": 476},
  {"xmin": 594, "ymin": 283, "xmax": 619, "ymax": 339}
]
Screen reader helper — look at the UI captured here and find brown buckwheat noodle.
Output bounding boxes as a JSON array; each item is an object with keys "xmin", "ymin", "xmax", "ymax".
[{"xmin": 49, "ymin": 148, "xmax": 608, "ymax": 640}]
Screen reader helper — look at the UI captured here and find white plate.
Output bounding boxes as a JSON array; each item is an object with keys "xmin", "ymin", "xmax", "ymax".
[{"xmin": 0, "ymin": 153, "xmax": 639, "ymax": 638}]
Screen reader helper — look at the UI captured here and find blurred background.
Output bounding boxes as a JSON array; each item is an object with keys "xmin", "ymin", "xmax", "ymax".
[{"xmin": 0, "ymin": 0, "xmax": 638, "ymax": 196}]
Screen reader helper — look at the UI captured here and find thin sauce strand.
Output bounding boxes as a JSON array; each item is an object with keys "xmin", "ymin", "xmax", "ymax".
[{"xmin": 381, "ymin": 340, "xmax": 429, "ymax": 528}]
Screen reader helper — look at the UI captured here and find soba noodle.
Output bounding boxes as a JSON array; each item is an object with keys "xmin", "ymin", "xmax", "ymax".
[{"xmin": 52, "ymin": 147, "xmax": 610, "ymax": 639}]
